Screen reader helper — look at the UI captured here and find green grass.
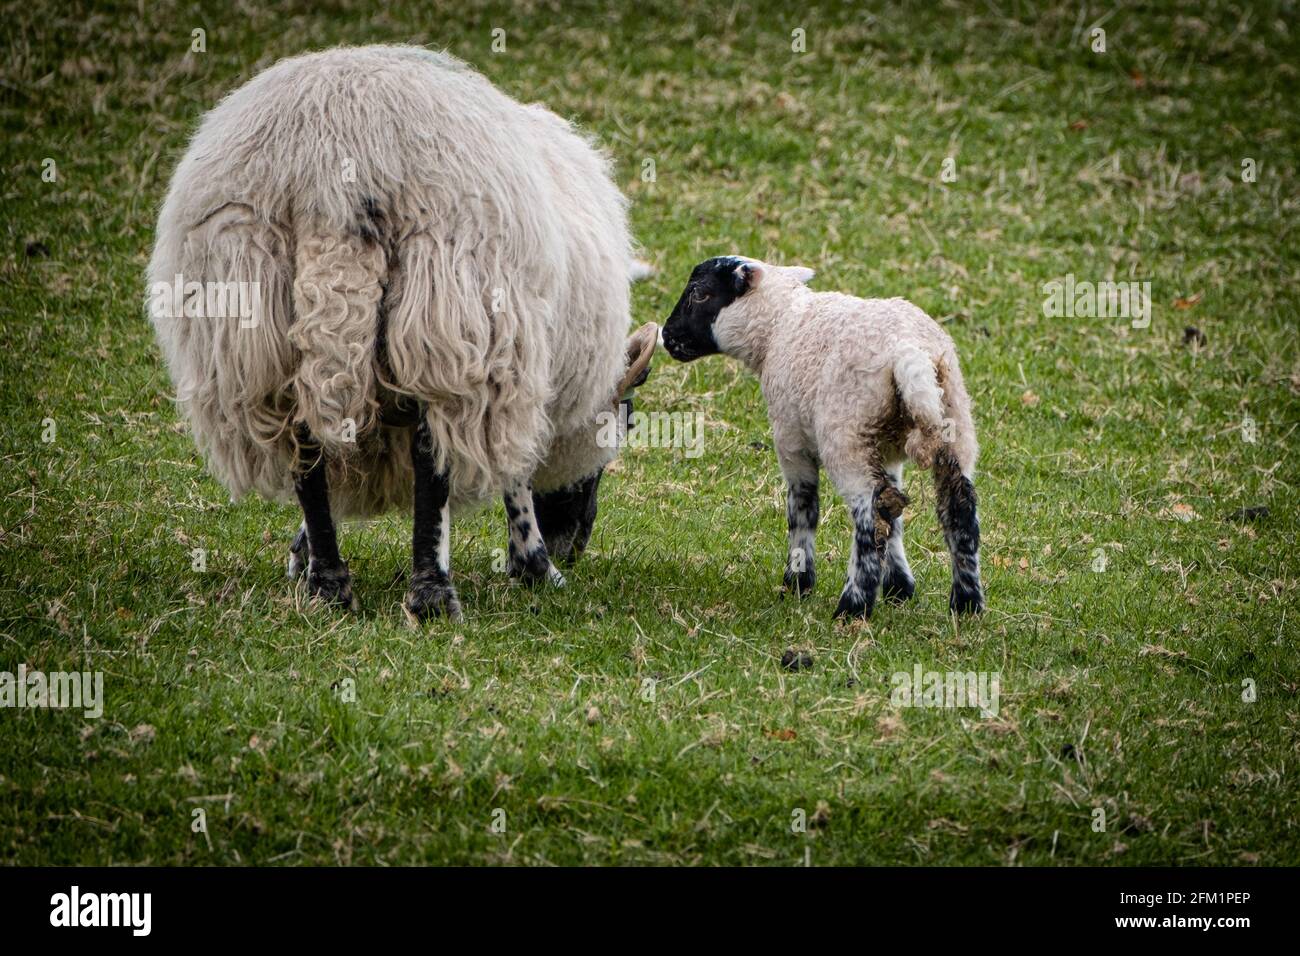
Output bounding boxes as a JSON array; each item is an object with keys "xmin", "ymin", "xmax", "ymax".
[{"xmin": 2, "ymin": 0, "xmax": 1298, "ymax": 865}]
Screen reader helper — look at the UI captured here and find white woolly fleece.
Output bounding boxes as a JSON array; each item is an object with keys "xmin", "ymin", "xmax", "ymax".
[{"xmin": 148, "ymin": 45, "xmax": 636, "ymax": 516}]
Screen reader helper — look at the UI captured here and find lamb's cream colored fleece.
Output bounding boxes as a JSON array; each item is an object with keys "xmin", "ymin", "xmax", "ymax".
[{"xmin": 712, "ymin": 264, "xmax": 978, "ymax": 493}]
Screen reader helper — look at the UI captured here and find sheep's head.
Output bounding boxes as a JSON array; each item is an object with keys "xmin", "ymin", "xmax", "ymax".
[
  {"xmin": 662, "ymin": 256, "xmax": 814, "ymax": 362},
  {"xmin": 533, "ymin": 323, "xmax": 658, "ymax": 564}
]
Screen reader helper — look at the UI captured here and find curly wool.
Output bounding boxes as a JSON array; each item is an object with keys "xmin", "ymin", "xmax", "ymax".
[{"xmin": 148, "ymin": 45, "xmax": 633, "ymax": 516}]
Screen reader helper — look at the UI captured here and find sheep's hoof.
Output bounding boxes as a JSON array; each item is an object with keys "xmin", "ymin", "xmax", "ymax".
[
  {"xmin": 287, "ymin": 525, "xmax": 308, "ymax": 580},
  {"xmin": 833, "ymin": 586, "xmax": 874, "ymax": 621},
  {"xmin": 306, "ymin": 560, "xmax": 357, "ymax": 610},
  {"xmin": 508, "ymin": 550, "xmax": 563, "ymax": 587},
  {"xmin": 949, "ymin": 585, "xmax": 984, "ymax": 616},
  {"xmin": 881, "ymin": 571, "xmax": 916, "ymax": 603},
  {"xmin": 404, "ymin": 570, "xmax": 462, "ymax": 624},
  {"xmin": 783, "ymin": 567, "xmax": 815, "ymax": 598}
]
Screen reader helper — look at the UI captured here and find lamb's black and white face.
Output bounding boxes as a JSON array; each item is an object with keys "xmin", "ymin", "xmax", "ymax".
[{"xmin": 661, "ymin": 256, "xmax": 756, "ymax": 361}]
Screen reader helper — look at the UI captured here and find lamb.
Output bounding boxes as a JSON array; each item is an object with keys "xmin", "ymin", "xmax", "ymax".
[
  {"xmin": 147, "ymin": 45, "xmax": 658, "ymax": 621},
  {"xmin": 661, "ymin": 257, "xmax": 984, "ymax": 620}
]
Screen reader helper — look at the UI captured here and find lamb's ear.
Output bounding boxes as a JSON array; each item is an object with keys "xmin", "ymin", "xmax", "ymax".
[
  {"xmin": 616, "ymin": 322, "xmax": 658, "ymax": 399},
  {"xmin": 784, "ymin": 265, "xmax": 815, "ymax": 284},
  {"xmin": 733, "ymin": 260, "xmax": 764, "ymax": 296}
]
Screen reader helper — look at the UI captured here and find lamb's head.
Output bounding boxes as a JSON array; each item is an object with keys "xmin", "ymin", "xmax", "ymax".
[
  {"xmin": 662, "ymin": 256, "xmax": 814, "ymax": 363},
  {"xmin": 531, "ymin": 323, "xmax": 658, "ymax": 564}
]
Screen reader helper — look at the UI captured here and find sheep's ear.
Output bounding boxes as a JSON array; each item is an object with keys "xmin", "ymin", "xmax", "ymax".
[
  {"xmin": 733, "ymin": 261, "xmax": 763, "ymax": 296},
  {"xmin": 785, "ymin": 265, "xmax": 815, "ymax": 284},
  {"xmin": 616, "ymin": 322, "xmax": 658, "ymax": 398}
]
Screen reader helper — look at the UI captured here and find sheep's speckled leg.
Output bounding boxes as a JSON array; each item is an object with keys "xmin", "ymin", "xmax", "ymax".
[
  {"xmin": 834, "ymin": 488, "xmax": 881, "ymax": 620},
  {"xmin": 504, "ymin": 478, "xmax": 565, "ymax": 587},
  {"xmin": 292, "ymin": 427, "xmax": 356, "ymax": 610},
  {"xmin": 879, "ymin": 464, "xmax": 916, "ymax": 603},
  {"xmin": 935, "ymin": 449, "xmax": 984, "ymax": 615},
  {"xmin": 778, "ymin": 452, "xmax": 820, "ymax": 597},
  {"xmin": 405, "ymin": 418, "xmax": 462, "ymax": 623}
]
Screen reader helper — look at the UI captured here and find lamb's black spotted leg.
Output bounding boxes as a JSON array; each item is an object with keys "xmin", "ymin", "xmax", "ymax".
[
  {"xmin": 405, "ymin": 417, "xmax": 461, "ymax": 622},
  {"xmin": 504, "ymin": 477, "xmax": 565, "ymax": 587},
  {"xmin": 293, "ymin": 426, "xmax": 355, "ymax": 609},
  {"xmin": 783, "ymin": 474, "xmax": 819, "ymax": 597},
  {"xmin": 776, "ymin": 443, "xmax": 819, "ymax": 597},
  {"xmin": 935, "ymin": 449, "xmax": 984, "ymax": 615},
  {"xmin": 878, "ymin": 464, "xmax": 915, "ymax": 603},
  {"xmin": 833, "ymin": 487, "xmax": 881, "ymax": 620}
]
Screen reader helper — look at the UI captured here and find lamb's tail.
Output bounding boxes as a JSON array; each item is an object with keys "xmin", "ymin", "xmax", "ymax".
[
  {"xmin": 894, "ymin": 347, "xmax": 948, "ymax": 468},
  {"xmin": 289, "ymin": 224, "xmax": 387, "ymax": 457}
]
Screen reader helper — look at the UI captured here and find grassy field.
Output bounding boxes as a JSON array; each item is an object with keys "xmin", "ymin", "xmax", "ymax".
[{"xmin": 2, "ymin": 0, "xmax": 1298, "ymax": 866}]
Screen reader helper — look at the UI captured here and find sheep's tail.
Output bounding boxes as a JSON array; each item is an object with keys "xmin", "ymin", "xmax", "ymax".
[
  {"xmin": 380, "ymin": 220, "xmax": 551, "ymax": 504},
  {"xmin": 895, "ymin": 347, "xmax": 948, "ymax": 469},
  {"xmin": 289, "ymin": 224, "xmax": 387, "ymax": 457}
]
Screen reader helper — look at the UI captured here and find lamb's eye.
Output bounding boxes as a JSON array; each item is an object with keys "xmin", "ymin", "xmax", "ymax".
[{"xmin": 689, "ymin": 288, "xmax": 709, "ymax": 305}]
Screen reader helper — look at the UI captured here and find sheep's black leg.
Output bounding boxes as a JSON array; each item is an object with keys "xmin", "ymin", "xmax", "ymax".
[
  {"xmin": 783, "ymin": 476, "xmax": 819, "ymax": 597},
  {"xmin": 935, "ymin": 449, "xmax": 984, "ymax": 615},
  {"xmin": 405, "ymin": 417, "xmax": 461, "ymax": 622},
  {"xmin": 533, "ymin": 471, "xmax": 602, "ymax": 566},
  {"xmin": 879, "ymin": 465, "xmax": 916, "ymax": 603},
  {"xmin": 287, "ymin": 521, "xmax": 308, "ymax": 579},
  {"xmin": 504, "ymin": 477, "xmax": 565, "ymax": 587},
  {"xmin": 834, "ymin": 488, "xmax": 881, "ymax": 620},
  {"xmin": 293, "ymin": 426, "xmax": 355, "ymax": 609}
]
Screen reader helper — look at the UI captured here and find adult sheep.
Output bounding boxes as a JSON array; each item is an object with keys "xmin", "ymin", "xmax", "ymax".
[{"xmin": 147, "ymin": 45, "xmax": 658, "ymax": 621}]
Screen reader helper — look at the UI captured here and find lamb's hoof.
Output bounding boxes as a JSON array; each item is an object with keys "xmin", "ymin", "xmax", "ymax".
[
  {"xmin": 404, "ymin": 570, "xmax": 462, "ymax": 624},
  {"xmin": 949, "ymin": 585, "xmax": 984, "ymax": 616},
  {"xmin": 783, "ymin": 567, "xmax": 815, "ymax": 598},
  {"xmin": 508, "ymin": 550, "xmax": 564, "ymax": 587},
  {"xmin": 306, "ymin": 560, "xmax": 357, "ymax": 610},
  {"xmin": 881, "ymin": 572, "xmax": 916, "ymax": 603},
  {"xmin": 834, "ymin": 586, "xmax": 874, "ymax": 621}
]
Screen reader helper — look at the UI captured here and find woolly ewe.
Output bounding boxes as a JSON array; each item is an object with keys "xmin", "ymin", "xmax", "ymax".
[
  {"xmin": 661, "ymin": 257, "xmax": 983, "ymax": 620},
  {"xmin": 148, "ymin": 46, "xmax": 657, "ymax": 620}
]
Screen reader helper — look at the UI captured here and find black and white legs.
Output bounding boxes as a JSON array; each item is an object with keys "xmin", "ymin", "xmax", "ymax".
[
  {"xmin": 503, "ymin": 477, "xmax": 566, "ymax": 587},
  {"xmin": 292, "ymin": 425, "xmax": 356, "ymax": 609},
  {"xmin": 405, "ymin": 416, "xmax": 462, "ymax": 621},
  {"xmin": 779, "ymin": 451, "xmax": 820, "ymax": 598},
  {"xmin": 878, "ymin": 463, "xmax": 916, "ymax": 603},
  {"xmin": 832, "ymin": 482, "xmax": 882, "ymax": 620},
  {"xmin": 934, "ymin": 449, "xmax": 984, "ymax": 615}
]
